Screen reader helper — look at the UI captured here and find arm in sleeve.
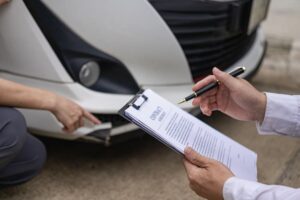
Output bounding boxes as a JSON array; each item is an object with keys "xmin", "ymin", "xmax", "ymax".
[
  {"xmin": 223, "ymin": 177, "xmax": 300, "ymax": 200},
  {"xmin": 256, "ymin": 93, "xmax": 300, "ymax": 137}
]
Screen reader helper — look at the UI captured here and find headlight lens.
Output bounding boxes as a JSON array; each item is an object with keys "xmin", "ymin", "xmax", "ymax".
[{"xmin": 79, "ymin": 61, "xmax": 100, "ymax": 87}]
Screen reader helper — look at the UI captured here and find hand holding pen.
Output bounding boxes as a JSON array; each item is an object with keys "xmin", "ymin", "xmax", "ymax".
[
  {"xmin": 183, "ymin": 67, "xmax": 266, "ymax": 121},
  {"xmin": 178, "ymin": 67, "xmax": 246, "ymax": 104}
]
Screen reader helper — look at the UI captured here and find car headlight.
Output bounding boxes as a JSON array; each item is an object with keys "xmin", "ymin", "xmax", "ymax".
[{"xmin": 24, "ymin": 0, "xmax": 140, "ymax": 94}]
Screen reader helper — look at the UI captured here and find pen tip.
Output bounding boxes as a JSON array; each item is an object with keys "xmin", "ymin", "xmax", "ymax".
[{"xmin": 178, "ymin": 99, "xmax": 186, "ymax": 105}]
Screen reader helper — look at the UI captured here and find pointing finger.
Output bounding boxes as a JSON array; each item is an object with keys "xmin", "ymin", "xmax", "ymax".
[{"xmin": 83, "ymin": 110, "xmax": 101, "ymax": 124}]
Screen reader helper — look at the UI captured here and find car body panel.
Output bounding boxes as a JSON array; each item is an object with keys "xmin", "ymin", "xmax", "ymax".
[
  {"xmin": 0, "ymin": 1, "xmax": 73, "ymax": 82},
  {"xmin": 42, "ymin": 0, "xmax": 193, "ymax": 85}
]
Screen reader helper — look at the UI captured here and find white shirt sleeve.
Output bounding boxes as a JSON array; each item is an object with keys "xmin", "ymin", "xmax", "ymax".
[
  {"xmin": 256, "ymin": 93, "xmax": 300, "ymax": 137},
  {"xmin": 223, "ymin": 177, "xmax": 300, "ymax": 200},
  {"xmin": 223, "ymin": 93, "xmax": 300, "ymax": 200}
]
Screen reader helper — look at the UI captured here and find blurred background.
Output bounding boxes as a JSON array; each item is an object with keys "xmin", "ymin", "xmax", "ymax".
[{"xmin": 1, "ymin": 0, "xmax": 300, "ymax": 199}]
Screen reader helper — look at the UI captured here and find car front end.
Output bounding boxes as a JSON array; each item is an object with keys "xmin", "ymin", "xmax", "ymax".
[{"xmin": 0, "ymin": 0, "xmax": 269, "ymax": 144}]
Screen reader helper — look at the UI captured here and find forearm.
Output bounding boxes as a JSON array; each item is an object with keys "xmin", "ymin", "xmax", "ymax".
[
  {"xmin": 223, "ymin": 177, "xmax": 300, "ymax": 200},
  {"xmin": 0, "ymin": 78, "xmax": 56, "ymax": 111}
]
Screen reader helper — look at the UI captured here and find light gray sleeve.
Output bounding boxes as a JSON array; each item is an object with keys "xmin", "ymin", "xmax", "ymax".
[
  {"xmin": 256, "ymin": 93, "xmax": 300, "ymax": 137},
  {"xmin": 223, "ymin": 177, "xmax": 300, "ymax": 200}
]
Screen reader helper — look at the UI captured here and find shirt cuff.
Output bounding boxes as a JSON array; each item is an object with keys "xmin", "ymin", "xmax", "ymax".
[
  {"xmin": 256, "ymin": 93, "xmax": 300, "ymax": 136},
  {"xmin": 223, "ymin": 177, "xmax": 262, "ymax": 200}
]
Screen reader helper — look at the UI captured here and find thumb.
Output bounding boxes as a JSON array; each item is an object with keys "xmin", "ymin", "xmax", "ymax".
[
  {"xmin": 184, "ymin": 147, "xmax": 211, "ymax": 167},
  {"xmin": 213, "ymin": 67, "xmax": 239, "ymax": 90}
]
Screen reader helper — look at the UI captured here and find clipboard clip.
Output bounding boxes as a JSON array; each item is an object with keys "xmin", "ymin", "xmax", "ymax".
[{"xmin": 129, "ymin": 94, "xmax": 148, "ymax": 110}]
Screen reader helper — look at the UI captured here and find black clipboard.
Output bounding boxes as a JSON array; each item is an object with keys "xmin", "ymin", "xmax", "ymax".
[{"xmin": 118, "ymin": 89, "xmax": 183, "ymax": 155}]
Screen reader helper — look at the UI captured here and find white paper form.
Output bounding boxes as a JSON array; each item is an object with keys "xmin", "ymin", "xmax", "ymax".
[{"xmin": 124, "ymin": 89, "xmax": 257, "ymax": 181}]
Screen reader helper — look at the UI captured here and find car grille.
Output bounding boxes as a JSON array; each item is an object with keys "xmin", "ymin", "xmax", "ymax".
[{"xmin": 149, "ymin": 0, "xmax": 256, "ymax": 81}]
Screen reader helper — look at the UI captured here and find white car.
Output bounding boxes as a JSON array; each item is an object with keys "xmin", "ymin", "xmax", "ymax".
[{"xmin": 0, "ymin": 0, "xmax": 270, "ymax": 144}]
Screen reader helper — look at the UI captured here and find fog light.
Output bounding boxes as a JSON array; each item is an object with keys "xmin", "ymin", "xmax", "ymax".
[{"xmin": 79, "ymin": 61, "xmax": 100, "ymax": 87}]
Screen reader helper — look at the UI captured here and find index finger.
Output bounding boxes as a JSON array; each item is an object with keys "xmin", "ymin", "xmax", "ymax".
[
  {"xmin": 193, "ymin": 75, "xmax": 217, "ymax": 92},
  {"xmin": 83, "ymin": 110, "xmax": 101, "ymax": 124}
]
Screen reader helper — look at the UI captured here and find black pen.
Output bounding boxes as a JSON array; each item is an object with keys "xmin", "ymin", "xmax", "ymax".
[{"xmin": 178, "ymin": 67, "xmax": 246, "ymax": 104}]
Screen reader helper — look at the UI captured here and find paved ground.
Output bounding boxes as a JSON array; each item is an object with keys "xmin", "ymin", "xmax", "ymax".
[
  {"xmin": 263, "ymin": 0, "xmax": 300, "ymax": 41},
  {"xmin": 260, "ymin": 0, "xmax": 300, "ymax": 90},
  {"xmin": 1, "ymin": 0, "xmax": 300, "ymax": 200}
]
